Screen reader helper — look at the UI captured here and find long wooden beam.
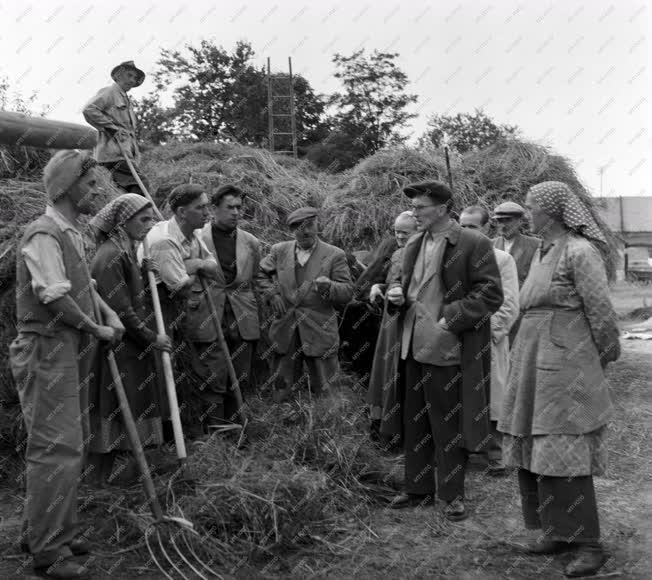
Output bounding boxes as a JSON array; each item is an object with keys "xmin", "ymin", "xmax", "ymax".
[{"xmin": 0, "ymin": 111, "xmax": 97, "ymax": 150}]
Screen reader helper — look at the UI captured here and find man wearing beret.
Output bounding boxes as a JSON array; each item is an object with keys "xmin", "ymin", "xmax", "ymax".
[
  {"xmin": 492, "ymin": 201, "xmax": 539, "ymax": 343},
  {"xmin": 83, "ymin": 61, "xmax": 150, "ymax": 194},
  {"xmin": 10, "ymin": 151, "xmax": 124, "ymax": 578},
  {"xmin": 386, "ymin": 181, "xmax": 503, "ymax": 521},
  {"xmin": 258, "ymin": 207, "xmax": 354, "ymax": 401}
]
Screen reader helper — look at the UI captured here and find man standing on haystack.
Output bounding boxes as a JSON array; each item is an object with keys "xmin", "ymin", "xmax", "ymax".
[
  {"xmin": 83, "ymin": 60, "xmax": 149, "ymax": 194},
  {"xmin": 386, "ymin": 181, "xmax": 503, "ymax": 521},
  {"xmin": 10, "ymin": 150, "xmax": 124, "ymax": 579},
  {"xmin": 258, "ymin": 207, "xmax": 354, "ymax": 401},
  {"xmin": 199, "ymin": 184, "xmax": 262, "ymax": 405}
]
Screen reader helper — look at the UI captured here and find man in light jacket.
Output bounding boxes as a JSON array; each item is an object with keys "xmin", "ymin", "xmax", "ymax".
[
  {"xmin": 258, "ymin": 207, "xmax": 353, "ymax": 401},
  {"xmin": 83, "ymin": 60, "xmax": 149, "ymax": 193},
  {"xmin": 199, "ymin": 184, "xmax": 261, "ymax": 409},
  {"xmin": 460, "ymin": 205, "xmax": 520, "ymax": 476}
]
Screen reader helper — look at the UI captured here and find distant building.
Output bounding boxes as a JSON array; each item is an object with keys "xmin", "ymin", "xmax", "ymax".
[{"xmin": 597, "ymin": 196, "xmax": 652, "ymax": 281}]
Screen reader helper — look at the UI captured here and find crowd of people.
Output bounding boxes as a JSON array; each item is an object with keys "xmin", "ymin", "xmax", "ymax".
[{"xmin": 9, "ymin": 60, "xmax": 622, "ymax": 580}]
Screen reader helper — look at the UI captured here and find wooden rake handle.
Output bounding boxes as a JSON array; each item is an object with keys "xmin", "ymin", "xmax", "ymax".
[
  {"xmin": 115, "ymin": 137, "xmax": 187, "ymax": 462},
  {"xmin": 90, "ymin": 295, "xmax": 164, "ymax": 521}
]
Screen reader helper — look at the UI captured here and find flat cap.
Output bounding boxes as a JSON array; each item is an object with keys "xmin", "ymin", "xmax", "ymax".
[
  {"xmin": 403, "ymin": 180, "xmax": 452, "ymax": 203},
  {"xmin": 287, "ymin": 206, "xmax": 319, "ymax": 227},
  {"xmin": 493, "ymin": 201, "xmax": 526, "ymax": 218}
]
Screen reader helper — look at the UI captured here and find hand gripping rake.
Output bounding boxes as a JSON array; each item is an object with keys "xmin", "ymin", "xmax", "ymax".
[{"xmin": 90, "ymin": 293, "xmax": 222, "ymax": 579}]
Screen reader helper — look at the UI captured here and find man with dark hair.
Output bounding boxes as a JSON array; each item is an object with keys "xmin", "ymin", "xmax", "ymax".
[
  {"xmin": 258, "ymin": 207, "xmax": 354, "ymax": 401},
  {"xmin": 460, "ymin": 205, "xmax": 520, "ymax": 476},
  {"xmin": 83, "ymin": 61, "xmax": 149, "ymax": 194},
  {"xmin": 139, "ymin": 184, "xmax": 220, "ymax": 437},
  {"xmin": 11, "ymin": 150, "xmax": 124, "ymax": 579},
  {"xmin": 387, "ymin": 181, "xmax": 503, "ymax": 521},
  {"xmin": 197, "ymin": 184, "xmax": 261, "ymax": 417}
]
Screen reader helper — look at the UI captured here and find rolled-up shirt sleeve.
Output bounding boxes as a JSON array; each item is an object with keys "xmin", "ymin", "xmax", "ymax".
[
  {"xmin": 149, "ymin": 238, "xmax": 191, "ymax": 292},
  {"xmin": 21, "ymin": 233, "xmax": 71, "ymax": 304}
]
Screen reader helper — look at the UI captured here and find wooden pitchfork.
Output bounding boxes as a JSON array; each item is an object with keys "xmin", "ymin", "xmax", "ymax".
[{"xmin": 90, "ymin": 293, "xmax": 222, "ymax": 580}]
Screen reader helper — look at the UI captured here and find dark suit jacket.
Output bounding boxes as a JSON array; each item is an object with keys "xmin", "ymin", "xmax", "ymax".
[
  {"xmin": 258, "ymin": 238, "xmax": 353, "ymax": 358},
  {"xmin": 395, "ymin": 221, "xmax": 504, "ymax": 452},
  {"xmin": 493, "ymin": 233, "xmax": 539, "ymax": 287}
]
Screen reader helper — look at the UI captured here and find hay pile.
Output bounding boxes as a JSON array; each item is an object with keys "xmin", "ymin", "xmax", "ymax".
[
  {"xmin": 0, "ymin": 137, "xmax": 617, "ymax": 452},
  {"xmin": 77, "ymin": 389, "xmax": 398, "ymax": 574}
]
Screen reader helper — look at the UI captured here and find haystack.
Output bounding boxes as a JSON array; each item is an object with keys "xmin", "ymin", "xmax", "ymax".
[{"xmin": 0, "ymin": 136, "xmax": 617, "ymax": 451}]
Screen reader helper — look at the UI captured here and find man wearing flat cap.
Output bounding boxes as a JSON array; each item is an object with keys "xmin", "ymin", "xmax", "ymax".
[
  {"xmin": 386, "ymin": 180, "xmax": 503, "ymax": 521},
  {"xmin": 258, "ymin": 207, "xmax": 354, "ymax": 401},
  {"xmin": 10, "ymin": 151, "xmax": 124, "ymax": 578},
  {"xmin": 492, "ymin": 201, "xmax": 539, "ymax": 343},
  {"xmin": 83, "ymin": 60, "xmax": 149, "ymax": 194},
  {"xmin": 492, "ymin": 201, "xmax": 539, "ymax": 287}
]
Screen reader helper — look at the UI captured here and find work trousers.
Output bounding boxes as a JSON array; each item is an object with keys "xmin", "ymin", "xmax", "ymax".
[
  {"xmin": 272, "ymin": 330, "xmax": 340, "ymax": 400},
  {"xmin": 518, "ymin": 468, "xmax": 601, "ymax": 543},
  {"xmin": 189, "ymin": 301, "xmax": 255, "ymax": 430},
  {"xmin": 403, "ymin": 357, "xmax": 467, "ymax": 502},
  {"xmin": 9, "ymin": 330, "xmax": 95, "ymax": 567}
]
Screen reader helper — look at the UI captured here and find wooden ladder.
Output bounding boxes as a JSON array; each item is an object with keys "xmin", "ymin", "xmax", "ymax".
[{"xmin": 266, "ymin": 57, "xmax": 297, "ymax": 158}]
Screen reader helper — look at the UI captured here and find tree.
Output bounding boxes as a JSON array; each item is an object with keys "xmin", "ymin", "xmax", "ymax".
[
  {"xmin": 419, "ymin": 109, "xmax": 519, "ymax": 153},
  {"xmin": 329, "ymin": 50, "xmax": 417, "ymax": 156},
  {"xmin": 139, "ymin": 40, "xmax": 328, "ymax": 147},
  {"xmin": 131, "ymin": 94, "xmax": 175, "ymax": 145}
]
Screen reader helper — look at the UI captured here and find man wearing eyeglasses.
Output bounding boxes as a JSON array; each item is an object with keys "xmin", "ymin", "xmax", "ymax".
[{"xmin": 386, "ymin": 181, "xmax": 503, "ymax": 521}]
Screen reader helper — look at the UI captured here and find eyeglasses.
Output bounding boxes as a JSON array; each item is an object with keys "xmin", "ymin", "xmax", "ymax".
[{"xmin": 410, "ymin": 203, "xmax": 439, "ymax": 212}]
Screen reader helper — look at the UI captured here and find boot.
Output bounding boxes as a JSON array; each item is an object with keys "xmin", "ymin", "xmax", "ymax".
[
  {"xmin": 564, "ymin": 543, "xmax": 607, "ymax": 577},
  {"xmin": 369, "ymin": 419, "xmax": 381, "ymax": 442}
]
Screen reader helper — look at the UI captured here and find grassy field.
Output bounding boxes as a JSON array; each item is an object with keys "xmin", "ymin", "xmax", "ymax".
[{"xmin": 0, "ymin": 284, "xmax": 651, "ymax": 579}]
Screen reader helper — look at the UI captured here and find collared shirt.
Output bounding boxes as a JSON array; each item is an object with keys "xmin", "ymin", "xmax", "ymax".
[
  {"xmin": 140, "ymin": 217, "xmax": 215, "ymax": 292},
  {"xmin": 295, "ymin": 240, "xmax": 317, "ymax": 267},
  {"xmin": 21, "ymin": 205, "xmax": 87, "ymax": 304},
  {"xmin": 504, "ymin": 237, "xmax": 515, "ymax": 254}
]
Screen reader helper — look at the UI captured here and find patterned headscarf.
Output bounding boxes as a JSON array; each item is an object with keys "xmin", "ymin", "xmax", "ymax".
[
  {"xmin": 528, "ymin": 181, "xmax": 606, "ymax": 244},
  {"xmin": 90, "ymin": 193, "xmax": 151, "ymax": 235}
]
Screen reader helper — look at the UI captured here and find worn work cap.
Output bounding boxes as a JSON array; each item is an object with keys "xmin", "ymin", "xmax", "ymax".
[
  {"xmin": 111, "ymin": 60, "xmax": 146, "ymax": 86},
  {"xmin": 287, "ymin": 206, "xmax": 319, "ymax": 227},
  {"xmin": 403, "ymin": 180, "xmax": 453, "ymax": 203},
  {"xmin": 43, "ymin": 150, "xmax": 97, "ymax": 202},
  {"xmin": 493, "ymin": 201, "xmax": 526, "ymax": 219}
]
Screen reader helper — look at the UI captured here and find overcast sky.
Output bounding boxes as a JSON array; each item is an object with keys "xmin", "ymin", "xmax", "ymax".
[{"xmin": 1, "ymin": 0, "xmax": 650, "ymax": 197}]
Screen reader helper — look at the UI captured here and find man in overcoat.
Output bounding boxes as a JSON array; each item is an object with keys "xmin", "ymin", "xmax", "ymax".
[
  {"xmin": 199, "ymin": 184, "xmax": 261, "ymax": 410},
  {"xmin": 387, "ymin": 181, "xmax": 503, "ymax": 521},
  {"xmin": 10, "ymin": 151, "xmax": 124, "ymax": 579},
  {"xmin": 258, "ymin": 207, "xmax": 353, "ymax": 400},
  {"xmin": 83, "ymin": 60, "xmax": 149, "ymax": 193}
]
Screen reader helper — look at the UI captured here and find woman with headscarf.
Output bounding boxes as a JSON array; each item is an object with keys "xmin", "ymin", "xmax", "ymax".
[
  {"xmin": 499, "ymin": 182, "xmax": 620, "ymax": 578},
  {"xmin": 88, "ymin": 193, "xmax": 172, "ymax": 485}
]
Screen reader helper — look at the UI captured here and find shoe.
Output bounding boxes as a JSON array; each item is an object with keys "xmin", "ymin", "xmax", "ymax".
[
  {"xmin": 487, "ymin": 459, "xmax": 507, "ymax": 476},
  {"xmin": 69, "ymin": 537, "xmax": 90, "ymax": 556},
  {"xmin": 388, "ymin": 492, "xmax": 434, "ymax": 509},
  {"xmin": 524, "ymin": 539, "xmax": 574, "ymax": 555},
  {"xmin": 34, "ymin": 558, "xmax": 90, "ymax": 579},
  {"xmin": 444, "ymin": 498, "xmax": 468, "ymax": 521},
  {"xmin": 22, "ymin": 537, "xmax": 90, "ymax": 557},
  {"xmin": 564, "ymin": 545, "xmax": 607, "ymax": 577}
]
